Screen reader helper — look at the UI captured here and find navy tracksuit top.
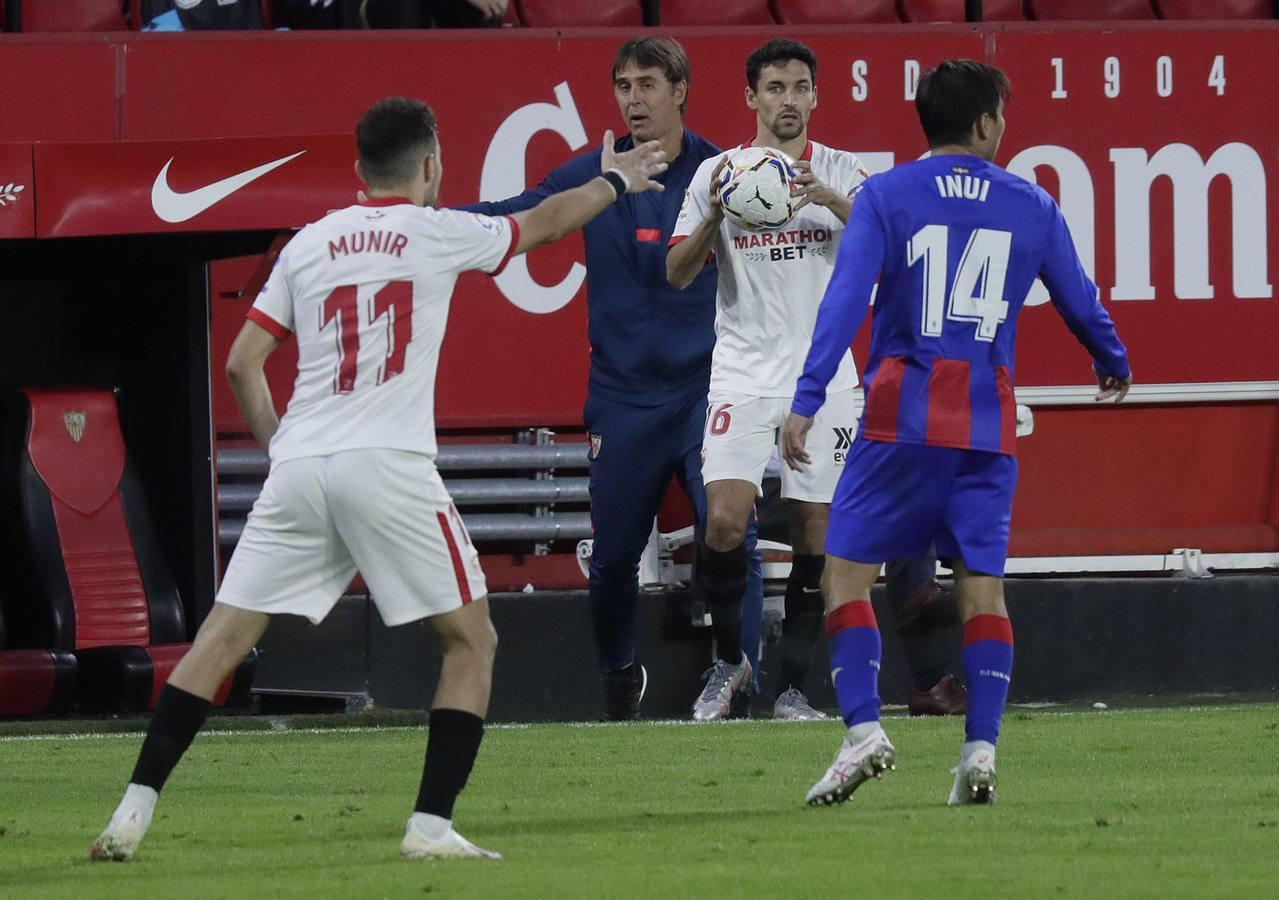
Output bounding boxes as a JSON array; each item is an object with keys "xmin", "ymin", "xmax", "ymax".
[{"xmin": 463, "ymin": 130, "xmax": 722, "ymax": 406}]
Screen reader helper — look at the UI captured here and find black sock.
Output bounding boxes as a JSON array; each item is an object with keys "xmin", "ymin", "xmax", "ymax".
[
  {"xmin": 697, "ymin": 540, "xmax": 747, "ymax": 665},
  {"xmin": 415, "ymin": 708, "xmax": 485, "ymax": 820},
  {"xmin": 778, "ymin": 554, "xmax": 826, "ymax": 695},
  {"xmin": 129, "ymin": 684, "xmax": 212, "ymax": 792}
]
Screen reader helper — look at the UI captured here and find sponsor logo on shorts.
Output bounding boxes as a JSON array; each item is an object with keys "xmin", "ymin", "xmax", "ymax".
[
  {"xmin": 832, "ymin": 426, "xmax": 854, "ymax": 465},
  {"xmin": 589, "ymin": 433, "xmax": 603, "ymax": 460}
]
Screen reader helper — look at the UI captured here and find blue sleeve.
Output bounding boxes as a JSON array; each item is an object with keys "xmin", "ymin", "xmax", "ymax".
[
  {"xmin": 1038, "ymin": 202, "xmax": 1131, "ymax": 379},
  {"xmin": 458, "ymin": 157, "xmax": 590, "ymax": 216},
  {"xmin": 792, "ymin": 188, "xmax": 886, "ymax": 417}
]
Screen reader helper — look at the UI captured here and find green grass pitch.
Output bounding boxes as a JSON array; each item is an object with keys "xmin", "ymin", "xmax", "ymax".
[{"xmin": 3, "ymin": 704, "xmax": 1279, "ymax": 898}]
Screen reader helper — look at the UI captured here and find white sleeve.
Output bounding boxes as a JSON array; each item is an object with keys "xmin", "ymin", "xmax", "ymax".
[
  {"xmin": 842, "ymin": 152, "xmax": 873, "ymax": 200},
  {"xmin": 432, "ymin": 209, "xmax": 520, "ymax": 275},
  {"xmin": 248, "ymin": 244, "xmax": 295, "ymax": 338},
  {"xmin": 670, "ymin": 157, "xmax": 719, "ymax": 244}
]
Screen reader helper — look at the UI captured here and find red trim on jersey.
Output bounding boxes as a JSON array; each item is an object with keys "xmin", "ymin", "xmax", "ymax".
[
  {"xmin": 667, "ymin": 234, "xmax": 689, "ymax": 248},
  {"xmin": 825, "ymin": 600, "xmax": 878, "ymax": 637},
  {"xmin": 926, "ymin": 358, "xmax": 972, "ymax": 449},
  {"xmin": 799, "ymin": 141, "xmax": 813, "ymax": 162},
  {"xmin": 635, "ymin": 228, "xmax": 662, "ymax": 243},
  {"xmin": 246, "ymin": 307, "xmax": 291, "ymax": 340},
  {"xmin": 862, "ymin": 357, "xmax": 905, "ymax": 441},
  {"xmin": 359, "ymin": 196, "xmax": 413, "ymax": 207},
  {"xmin": 995, "ymin": 365, "xmax": 1017, "ymax": 455},
  {"xmin": 489, "ymin": 215, "xmax": 520, "ymax": 277},
  {"xmin": 964, "ymin": 614, "xmax": 1014, "ymax": 647},
  {"xmin": 437, "ymin": 511, "xmax": 473, "ymax": 605}
]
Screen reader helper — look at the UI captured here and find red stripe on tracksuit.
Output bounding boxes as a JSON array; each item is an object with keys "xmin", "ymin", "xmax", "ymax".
[
  {"xmin": 926, "ymin": 358, "xmax": 972, "ymax": 448},
  {"xmin": 437, "ymin": 512, "xmax": 473, "ymax": 605},
  {"xmin": 825, "ymin": 600, "xmax": 878, "ymax": 637},
  {"xmin": 861, "ymin": 357, "xmax": 905, "ymax": 441},
  {"xmin": 995, "ymin": 365, "xmax": 1017, "ymax": 455},
  {"xmin": 964, "ymin": 614, "xmax": 1014, "ymax": 646}
]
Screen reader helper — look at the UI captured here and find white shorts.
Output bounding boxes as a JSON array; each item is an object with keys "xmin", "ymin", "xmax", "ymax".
[
  {"xmin": 218, "ymin": 449, "xmax": 486, "ymax": 626},
  {"xmin": 702, "ymin": 390, "xmax": 858, "ymax": 503}
]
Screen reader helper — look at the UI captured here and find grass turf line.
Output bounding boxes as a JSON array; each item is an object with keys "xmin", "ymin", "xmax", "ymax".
[{"xmin": 2, "ymin": 705, "xmax": 1278, "ymax": 898}]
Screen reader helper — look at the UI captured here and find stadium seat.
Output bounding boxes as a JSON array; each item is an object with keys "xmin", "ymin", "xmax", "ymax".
[
  {"xmin": 1155, "ymin": 0, "xmax": 1272, "ymax": 18},
  {"xmin": 516, "ymin": 0, "xmax": 642, "ymax": 26},
  {"xmin": 661, "ymin": 0, "xmax": 774, "ymax": 24},
  {"xmin": 18, "ymin": 0, "xmax": 130, "ymax": 31},
  {"xmin": 982, "ymin": 0, "xmax": 1029, "ymax": 18},
  {"xmin": 772, "ymin": 0, "xmax": 901, "ymax": 23},
  {"xmin": 901, "ymin": 0, "xmax": 966, "ymax": 20},
  {"xmin": 1028, "ymin": 0, "xmax": 1156, "ymax": 19},
  {"xmin": 503, "ymin": 2, "xmax": 522, "ymax": 25},
  {"xmin": 0, "ymin": 605, "xmax": 76, "ymax": 717},
  {"xmin": 0, "ymin": 388, "xmax": 255, "ymax": 712}
]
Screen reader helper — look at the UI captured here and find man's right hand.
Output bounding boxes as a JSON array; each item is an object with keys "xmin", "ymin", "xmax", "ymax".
[
  {"xmin": 601, "ymin": 130, "xmax": 669, "ymax": 194},
  {"xmin": 1095, "ymin": 370, "xmax": 1132, "ymax": 403}
]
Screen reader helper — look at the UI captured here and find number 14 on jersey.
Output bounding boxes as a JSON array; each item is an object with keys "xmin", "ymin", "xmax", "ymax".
[{"xmin": 907, "ymin": 225, "xmax": 1012, "ymax": 342}]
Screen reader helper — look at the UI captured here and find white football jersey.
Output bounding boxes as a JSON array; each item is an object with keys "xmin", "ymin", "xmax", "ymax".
[
  {"xmin": 249, "ymin": 199, "xmax": 517, "ymax": 467},
  {"xmin": 672, "ymin": 141, "xmax": 868, "ymax": 398}
]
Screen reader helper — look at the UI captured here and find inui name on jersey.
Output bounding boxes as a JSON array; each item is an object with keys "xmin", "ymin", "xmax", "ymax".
[{"xmin": 327, "ymin": 229, "xmax": 410, "ymax": 261}]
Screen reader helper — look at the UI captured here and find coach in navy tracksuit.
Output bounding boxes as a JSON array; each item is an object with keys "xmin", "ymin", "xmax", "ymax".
[{"xmin": 465, "ymin": 37, "xmax": 764, "ymax": 719}]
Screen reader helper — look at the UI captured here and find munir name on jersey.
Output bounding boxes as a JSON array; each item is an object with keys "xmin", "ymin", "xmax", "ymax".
[{"xmin": 327, "ymin": 229, "xmax": 410, "ymax": 261}]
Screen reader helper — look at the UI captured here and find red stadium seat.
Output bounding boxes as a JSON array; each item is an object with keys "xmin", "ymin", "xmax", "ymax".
[
  {"xmin": 516, "ymin": 0, "xmax": 642, "ymax": 26},
  {"xmin": 772, "ymin": 0, "xmax": 901, "ymax": 23},
  {"xmin": 902, "ymin": 0, "xmax": 964, "ymax": 20},
  {"xmin": 1155, "ymin": 0, "xmax": 1272, "ymax": 18},
  {"xmin": 1028, "ymin": 0, "xmax": 1156, "ymax": 19},
  {"xmin": 0, "ymin": 389, "xmax": 255, "ymax": 712},
  {"xmin": 0, "ymin": 605, "xmax": 76, "ymax": 718},
  {"xmin": 661, "ymin": 0, "xmax": 774, "ymax": 24},
  {"xmin": 982, "ymin": 0, "xmax": 1029, "ymax": 18},
  {"xmin": 19, "ymin": 0, "xmax": 130, "ymax": 31}
]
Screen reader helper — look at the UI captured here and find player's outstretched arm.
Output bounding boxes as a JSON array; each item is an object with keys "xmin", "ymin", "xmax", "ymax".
[
  {"xmin": 1038, "ymin": 205, "xmax": 1133, "ymax": 402},
  {"xmin": 509, "ymin": 131, "xmax": 666, "ymax": 254},
  {"xmin": 791, "ymin": 189, "xmax": 885, "ymax": 419},
  {"xmin": 666, "ymin": 155, "xmax": 729, "ymax": 290},
  {"xmin": 226, "ymin": 320, "xmax": 284, "ymax": 447}
]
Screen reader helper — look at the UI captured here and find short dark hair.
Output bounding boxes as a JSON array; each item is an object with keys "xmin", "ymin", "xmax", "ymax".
[
  {"xmin": 915, "ymin": 60, "xmax": 1011, "ymax": 148},
  {"xmin": 355, "ymin": 97, "xmax": 438, "ymax": 187},
  {"xmin": 612, "ymin": 37, "xmax": 691, "ymax": 116},
  {"xmin": 746, "ymin": 38, "xmax": 817, "ymax": 92}
]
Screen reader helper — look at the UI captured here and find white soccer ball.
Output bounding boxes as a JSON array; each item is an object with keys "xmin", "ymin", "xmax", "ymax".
[{"xmin": 717, "ymin": 146, "xmax": 798, "ymax": 231}]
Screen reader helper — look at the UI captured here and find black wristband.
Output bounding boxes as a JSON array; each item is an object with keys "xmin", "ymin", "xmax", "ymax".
[{"xmin": 600, "ymin": 170, "xmax": 627, "ymax": 200}]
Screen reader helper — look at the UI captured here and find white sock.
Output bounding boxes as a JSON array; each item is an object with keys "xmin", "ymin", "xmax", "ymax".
[
  {"xmin": 408, "ymin": 812, "xmax": 452, "ymax": 841},
  {"xmin": 959, "ymin": 740, "xmax": 997, "ymax": 767},
  {"xmin": 846, "ymin": 721, "xmax": 883, "ymax": 744},
  {"xmin": 112, "ymin": 783, "xmax": 158, "ymax": 829}
]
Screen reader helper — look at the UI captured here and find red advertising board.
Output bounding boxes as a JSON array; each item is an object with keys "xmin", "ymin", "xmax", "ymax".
[
  {"xmin": 2, "ymin": 26, "xmax": 1277, "ymax": 427},
  {"xmin": 0, "ymin": 144, "xmax": 33, "ymax": 239}
]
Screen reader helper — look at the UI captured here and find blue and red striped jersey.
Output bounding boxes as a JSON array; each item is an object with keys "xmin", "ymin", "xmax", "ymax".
[{"xmin": 792, "ymin": 154, "xmax": 1130, "ymax": 456}]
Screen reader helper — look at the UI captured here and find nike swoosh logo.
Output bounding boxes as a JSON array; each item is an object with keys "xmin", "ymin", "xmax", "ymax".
[
  {"xmin": 151, "ymin": 151, "xmax": 306, "ymax": 223},
  {"xmin": 800, "ymin": 587, "xmax": 823, "ymax": 594}
]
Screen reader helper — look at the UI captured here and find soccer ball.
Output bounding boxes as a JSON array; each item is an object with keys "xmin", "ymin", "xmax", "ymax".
[{"xmin": 717, "ymin": 146, "xmax": 798, "ymax": 231}]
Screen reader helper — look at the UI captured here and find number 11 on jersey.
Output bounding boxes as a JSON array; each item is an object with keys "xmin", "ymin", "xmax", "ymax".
[
  {"xmin": 320, "ymin": 281, "xmax": 414, "ymax": 395},
  {"xmin": 907, "ymin": 225, "xmax": 1012, "ymax": 342}
]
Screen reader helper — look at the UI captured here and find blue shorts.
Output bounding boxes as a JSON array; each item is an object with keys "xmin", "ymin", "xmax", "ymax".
[{"xmin": 825, "ymin": 438, "xmax": 1018, "ymax": 577}]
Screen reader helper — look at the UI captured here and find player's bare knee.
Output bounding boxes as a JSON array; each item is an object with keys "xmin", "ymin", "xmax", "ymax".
[{"xmin": 706, "ymin": 509, "xmax": 747, "ymax": 549}]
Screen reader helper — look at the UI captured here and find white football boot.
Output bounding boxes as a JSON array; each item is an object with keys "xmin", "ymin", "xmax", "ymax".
[
  {"xmin": 947, "ymin": 740, "xmax": 998, "ymax": 806},
  {"xmin": 691, "ymin": 656, "xmax": 752, "ymax": 722},
  {"xmin": 90, "ymin": 784, "xmax": 157, "ymax": 861},
  {"xmin": 400, "ymin": 813, "xmax": 502, "ymax": 860},
  {"xmin": 805, "ymin": 722, "xmax": 896, "ymax": 806}
]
